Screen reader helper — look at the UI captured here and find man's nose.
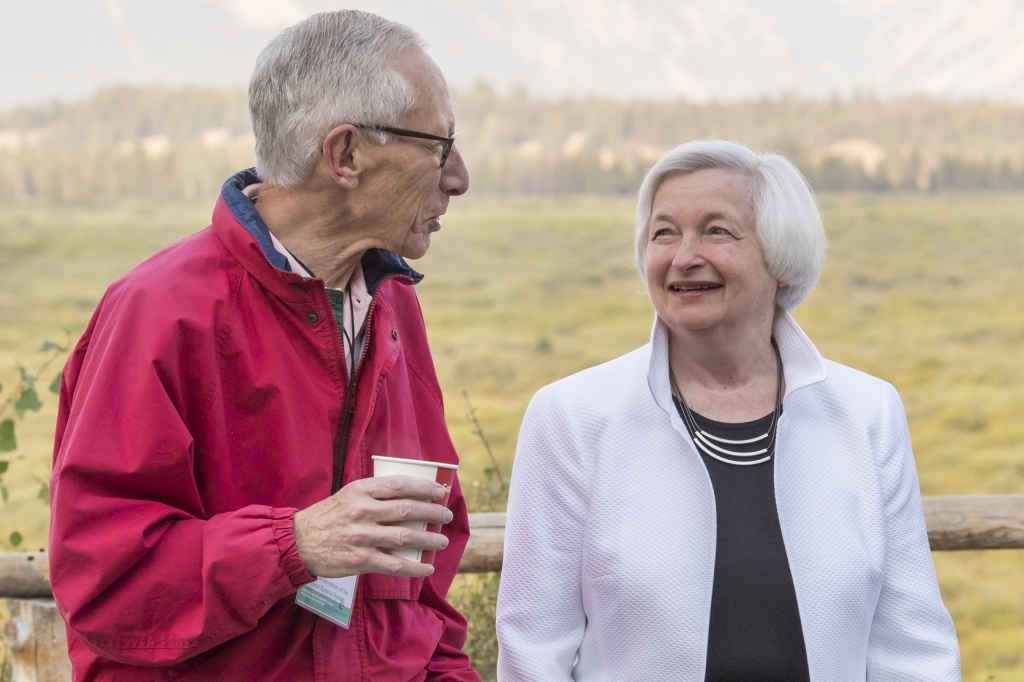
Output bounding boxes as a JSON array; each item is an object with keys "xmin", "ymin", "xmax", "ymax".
[{"xmin": 440, "ymin": 145, "xmax": 469, "ymax": 196}]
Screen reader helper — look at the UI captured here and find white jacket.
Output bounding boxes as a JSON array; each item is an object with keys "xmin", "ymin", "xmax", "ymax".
[{"xmin": 496, "ymin": 311, "xmax": 960, "ymax": 681}]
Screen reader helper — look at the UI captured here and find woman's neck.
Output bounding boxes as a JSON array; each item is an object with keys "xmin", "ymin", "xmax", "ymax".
[{"xmin": 667, "ymin": 314, "xmax": 781, "ymax": 422}]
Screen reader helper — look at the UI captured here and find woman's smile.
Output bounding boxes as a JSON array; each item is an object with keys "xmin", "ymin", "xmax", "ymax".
[{"xmin": 668, "ymin": 280, "xmax": 724, "ymax": 298}]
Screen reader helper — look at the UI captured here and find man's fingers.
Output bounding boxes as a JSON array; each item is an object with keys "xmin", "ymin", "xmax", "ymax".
[
  {"xmin": 373, "ymin": 525, "xmax": 450, "ymax": 552},
  {"xmin": 360, "ymin": 475, "xmax": 446, "ymax": 502},
  {"xmin": 365, "ymin": 498, "xmax": 453, "ymax": 526},
  {"xmin": 362, "ymin": 551, "xmax": 436, "ymax": 578}
]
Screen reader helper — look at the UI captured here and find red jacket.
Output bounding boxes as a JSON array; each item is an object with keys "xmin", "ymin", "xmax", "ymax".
[{"xmin": 49, "ymin": 170, "xmax": 480, "ymax": 682}]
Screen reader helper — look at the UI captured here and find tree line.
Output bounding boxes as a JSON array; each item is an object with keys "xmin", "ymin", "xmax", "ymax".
[{"xmin": 2, "ymin": 84, "xmax": 1024, "ymax": 202}]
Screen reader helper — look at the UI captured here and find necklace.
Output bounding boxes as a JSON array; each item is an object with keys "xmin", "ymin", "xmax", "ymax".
[{"xmin": 670, "ymin": 338, "xmax": 784, "ymax": 467}]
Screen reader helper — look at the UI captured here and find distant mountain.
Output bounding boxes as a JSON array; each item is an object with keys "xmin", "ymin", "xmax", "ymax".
[
  {"xmin": 841, "ymin": 0, "xmax": 1024, "ymax": 100},
  {"xmin": 446, "ymin": 0, "xmax": 1024, "ymax": 100},
  {"xmin": 3, "ymin": 0, "xmax": 1024, "ymax": 109}
]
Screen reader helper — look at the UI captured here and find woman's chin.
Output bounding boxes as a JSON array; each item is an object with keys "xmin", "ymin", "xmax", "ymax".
[
  {"xmin": 660, "ymin": 311, "xmax": 724, "ymax": 334},
  {"xmin": 652, "ymin": 297, "xmax": 721, "ymax": 329}
]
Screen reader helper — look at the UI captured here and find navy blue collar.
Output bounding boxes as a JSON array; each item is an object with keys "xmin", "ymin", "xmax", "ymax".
[{"xmin": 221, "ymin": 168, "xmax": 424, "ymax": 293}]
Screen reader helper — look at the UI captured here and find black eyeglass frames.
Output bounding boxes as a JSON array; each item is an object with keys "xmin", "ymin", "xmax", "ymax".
[{"xmin": 356, "ymin": 124, "xmax": 457, "ymax": 167}]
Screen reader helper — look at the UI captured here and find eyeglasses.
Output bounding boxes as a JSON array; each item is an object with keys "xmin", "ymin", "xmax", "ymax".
[{"xmin": 356, "ymin": 124, "xmax": 457, "ymax": 167}]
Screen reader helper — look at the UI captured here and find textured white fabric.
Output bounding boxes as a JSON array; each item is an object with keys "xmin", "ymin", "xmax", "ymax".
[{"xmin": 496, "ymin": 310, "xmax": 960, "ymax": 682}]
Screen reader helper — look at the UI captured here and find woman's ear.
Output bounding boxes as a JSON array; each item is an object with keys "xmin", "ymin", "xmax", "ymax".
[{"xmin": 322, "ymin": 124, "xmax": 362, "ymax": 190}]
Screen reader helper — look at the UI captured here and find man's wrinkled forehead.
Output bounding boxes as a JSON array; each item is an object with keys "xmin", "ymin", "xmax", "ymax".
[{"xmin": 387, "ymin": 47, "xmax": 454, "ymax": 131}]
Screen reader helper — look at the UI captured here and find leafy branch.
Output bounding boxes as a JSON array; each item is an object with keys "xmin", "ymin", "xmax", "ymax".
[
  {"xmin": 462, "ymin": 390, "xmax": 508, "ymax": 512},
  {"xmin": 0, "ymin": 331, "xmax": 71, "ymax": 549}
]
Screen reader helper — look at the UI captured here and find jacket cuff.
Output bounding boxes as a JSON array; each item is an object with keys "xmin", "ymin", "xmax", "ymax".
[{"xmin": 271, "ymin": 507, "xmax": 316, "ymax": 589}]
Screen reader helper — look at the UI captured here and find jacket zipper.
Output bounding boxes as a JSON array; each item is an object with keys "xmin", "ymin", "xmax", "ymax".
[{"xmin": 329, "ymin": 274, "xmax": 412, "ymax": 494}]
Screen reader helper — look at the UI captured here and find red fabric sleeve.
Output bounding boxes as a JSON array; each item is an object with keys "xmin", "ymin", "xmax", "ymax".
[{"xmin": 49, "ymin": 283, "xmax": 314, "ymax": 667}]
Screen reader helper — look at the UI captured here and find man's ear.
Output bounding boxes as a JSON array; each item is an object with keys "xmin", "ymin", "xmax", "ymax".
[{"xmin": 322, "ymin": 124, "xmax": 362, "ymax": 190}]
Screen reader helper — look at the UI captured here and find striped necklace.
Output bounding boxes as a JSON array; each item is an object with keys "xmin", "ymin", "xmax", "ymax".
[{"xmin": 670, "ymin": 338, "xmax": 784, "ymax": 467}]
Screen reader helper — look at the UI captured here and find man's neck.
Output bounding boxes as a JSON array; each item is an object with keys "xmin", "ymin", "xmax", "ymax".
[{"xmin": 254, "ymin": 182, "xmax": 374, "ymax": 290}]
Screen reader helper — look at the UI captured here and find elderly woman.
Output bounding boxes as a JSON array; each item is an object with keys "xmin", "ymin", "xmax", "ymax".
[{"xmin": 496, "ymin": 140, "xmax": 960, "ymax": 681}]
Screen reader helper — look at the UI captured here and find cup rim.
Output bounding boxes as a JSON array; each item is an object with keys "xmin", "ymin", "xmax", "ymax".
[{"xmin": 371, "ymin": 455, "xmax": 459, "ymax": 471}]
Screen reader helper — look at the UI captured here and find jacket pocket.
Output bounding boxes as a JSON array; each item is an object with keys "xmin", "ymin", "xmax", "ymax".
[
  {"xmin": 359, "ymin": 572, "xmax": 423, "ymax": 601},
  {"xmin": 360, "ymin": 596, "xmax": 444, "ymax": 682}
]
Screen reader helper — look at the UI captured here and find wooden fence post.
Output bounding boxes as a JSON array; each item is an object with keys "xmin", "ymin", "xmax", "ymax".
[{"xmin": 2, "ymin": 599, "xmax": 71, "ymax": 682}]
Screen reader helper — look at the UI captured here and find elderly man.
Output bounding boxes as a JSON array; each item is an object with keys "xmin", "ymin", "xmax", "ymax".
[{"xmin": 49, "ymin": 11, "xmax": 476, "ymax": 681}]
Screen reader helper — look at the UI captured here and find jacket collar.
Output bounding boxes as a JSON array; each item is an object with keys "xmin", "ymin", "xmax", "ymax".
[
  {"xmin": 217, "ymin": 168, "xmax": 424, "ymax": 297},
  {"xmin": 647, "ymin": 307, "xmax": 828, "ymax": 417}
]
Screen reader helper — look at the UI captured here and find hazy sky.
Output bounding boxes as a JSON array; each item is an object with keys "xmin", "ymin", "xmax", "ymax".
[{"xmin": 3, "ymin": 0, "xmax": 1024, "ymax": 110}]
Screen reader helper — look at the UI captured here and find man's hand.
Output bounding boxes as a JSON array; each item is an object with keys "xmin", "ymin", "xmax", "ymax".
[{"xmin": 293, "ymin": 475, "xmax": 453, "ymax": 578}]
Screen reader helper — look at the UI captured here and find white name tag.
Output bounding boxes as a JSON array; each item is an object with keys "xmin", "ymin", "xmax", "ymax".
[{"xmin": 295, "ymin": 575, "xmax": 358, "ymax": 628}]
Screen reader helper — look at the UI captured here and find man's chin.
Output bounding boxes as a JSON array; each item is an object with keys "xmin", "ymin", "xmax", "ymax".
[{"xmin": 400, "ymin": 236, "xmax": 431, "ymax": 260}]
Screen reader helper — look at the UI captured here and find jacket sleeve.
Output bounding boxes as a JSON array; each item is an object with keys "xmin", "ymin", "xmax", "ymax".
[
  {"xmin": 496, "ymin": 387, "xmax": 589, "ymax": 681},
  {"xmin": 49, "ymin": 287, "xmax": 314, "ymax": 666},
  {"xmin": 865, "ymin": 383, "xmax": 961, "ymax": 680},
  {"xmin": 418, "ymin": 478, "xmax": 483, "ymax": 681}
]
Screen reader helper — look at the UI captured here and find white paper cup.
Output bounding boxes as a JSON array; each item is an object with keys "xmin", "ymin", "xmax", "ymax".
[{"xmin": 372, "ymin": 455, "xmax": 458, "ymax": 564}]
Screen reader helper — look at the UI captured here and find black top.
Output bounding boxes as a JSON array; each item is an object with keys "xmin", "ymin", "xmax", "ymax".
[{"xmin": 688, "ymin": 409, "xmax": 810, "ymax": 682}]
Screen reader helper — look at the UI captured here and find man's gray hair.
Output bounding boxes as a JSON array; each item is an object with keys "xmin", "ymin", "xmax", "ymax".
[
  {"xmin": 250, "ymin": 10, "xmax": 426, "ymax": 187},
  {"xmin": 634, "ymin": 139, "xmax": 827, "ymax": 311}
]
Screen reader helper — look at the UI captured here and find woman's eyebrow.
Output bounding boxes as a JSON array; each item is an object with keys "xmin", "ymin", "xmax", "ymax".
[
  {"xmin": 701, "ymin": 210, "xmax": 749, "ymax": 229},
  {"xmin": 652, "ymin": 210, "xmax": 740, "ymax": 227},
  {"xmin": 702, "ymin": 211, "xmax": 730, "ymax": 223}
]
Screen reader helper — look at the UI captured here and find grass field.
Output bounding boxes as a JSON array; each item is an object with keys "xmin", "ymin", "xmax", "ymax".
[{"xmin": 1, "ymin": 193, "xmax": 1023, "ymax": 680}]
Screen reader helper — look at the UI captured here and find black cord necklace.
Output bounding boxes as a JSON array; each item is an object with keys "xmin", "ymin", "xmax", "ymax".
[
  {"xmin": 670, "ymin": 338, "xmax": 784, "ymax": 466},
  {"xmin": 298, "ymin": 255, "xmax": 360, "ymax": 382}
]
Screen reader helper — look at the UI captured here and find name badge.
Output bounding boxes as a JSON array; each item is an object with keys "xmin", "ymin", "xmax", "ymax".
[{"xmin": 296, "ymin": 575, "xmax": 358, "ymax": 628}]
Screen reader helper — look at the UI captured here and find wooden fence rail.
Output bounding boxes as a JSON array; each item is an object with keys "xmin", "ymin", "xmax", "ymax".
[
  {"xmin": 2, "ymin": 496, "xmax": 1023, "ymax": 601},
  {"xmin": 2, "ymin": 496, "xmax": 1023, "ymax": 681},
  {"xmin": 923, "ymin": 494, "xmax": 1024, "ymax": 550}
]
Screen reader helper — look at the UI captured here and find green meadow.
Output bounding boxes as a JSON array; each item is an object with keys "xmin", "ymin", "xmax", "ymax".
[{"xmin": 1, "ymin": 193, "xmax": 1023, "ymax": 680}]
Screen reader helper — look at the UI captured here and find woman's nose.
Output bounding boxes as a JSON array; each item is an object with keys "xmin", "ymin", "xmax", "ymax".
[{"xmin": 671, "ymin": 232, "xmax": 705, "ymax": 270}]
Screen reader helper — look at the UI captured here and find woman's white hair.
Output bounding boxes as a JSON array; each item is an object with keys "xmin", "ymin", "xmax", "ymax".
[
  {"xmin": 634, "ymin": 139, "xmax": 827, "ymax": 311},
  {"xmin": 250, "ymin": 11, "xmax": 425, "ymax": 188}
]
